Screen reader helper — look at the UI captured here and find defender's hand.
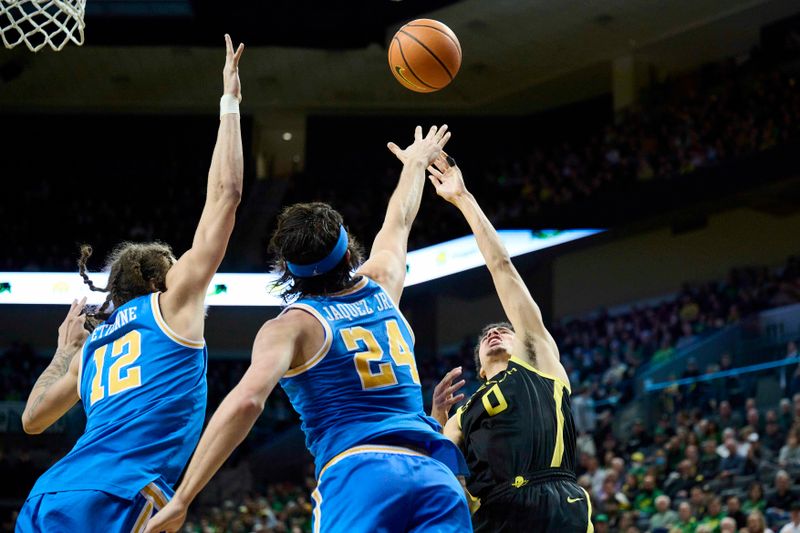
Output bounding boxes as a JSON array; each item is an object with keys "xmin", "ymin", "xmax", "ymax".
[
  {"xmin": 143, "ymin": 497, "xmax": 188, "ymax": 533},
  {"xmin": 223, "ymin": 34, "xmax": 245, "ymax": 102},
  {"xmin": 387, "ymin": 125, "xmax": 451, "ymax": 167},
  {"xmin": 428, "ymin": 156, "xmax": 468, "ymax": 205},
  {"xmin": 431, "ymin": 366, "xmax": 466, "ymax": 427},
  {"xmin": 57, "ymin": 297, "xmax": 88, "ymax": 353}
]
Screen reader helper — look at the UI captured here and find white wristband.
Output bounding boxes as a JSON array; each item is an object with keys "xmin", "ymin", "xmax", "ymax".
[{"xmin": 220, "ymin": 94, "xmax": 240, "ymax": 118}]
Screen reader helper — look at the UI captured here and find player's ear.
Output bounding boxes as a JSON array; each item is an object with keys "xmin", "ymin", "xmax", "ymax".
[{"xmin": 479, "ymin": 367, "xmax": 486, "ymax": 380}]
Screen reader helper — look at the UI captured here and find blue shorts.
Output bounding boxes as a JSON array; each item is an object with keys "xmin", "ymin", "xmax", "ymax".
[
  {"xmin": 311, "ymin": 445, "xmax": 472, "ymax": 533},
  {"xmin": 16, "ymin": 482, "xmax": 169, "ymax": 533}
]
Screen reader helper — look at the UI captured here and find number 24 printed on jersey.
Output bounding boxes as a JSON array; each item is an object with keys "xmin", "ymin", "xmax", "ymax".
[{"xmin": 341, "ymin": 319, "xmax": 419, "ymax": 390}]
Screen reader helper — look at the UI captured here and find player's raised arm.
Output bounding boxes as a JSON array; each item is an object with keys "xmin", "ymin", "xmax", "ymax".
[
  {"xmin": 21, "ymin": 298, "xmax": 87, "ymax": 434},
  {"xmin": 160, "ymin": 35, "xmax": 245, "ymax": 336},
  {"xmin": 428, "ymin": 159, "xmax": 567, "ymax": 383},
  {"xmin": 357, "ymin": 125, "xmax": 450, "ymax": 303}
]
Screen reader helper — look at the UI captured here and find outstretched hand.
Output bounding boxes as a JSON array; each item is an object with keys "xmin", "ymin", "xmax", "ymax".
[
  {"xmin": 428, "ymin": 155, "xmax": 468, "ymax": 205},
  {"xmin": 387, "ymin": 125, "xmax": 451, "ymax": 167},
  {"xmin": 431, "ymin": 366, "xmax": 466, "ymax": 427},
  {"xmin": 223, "ymin": 34, "xmax": 245, "ymax": 102},
  {"xmin": 57, "ymin": 297, "xmax": 88, "ymax": 353}
]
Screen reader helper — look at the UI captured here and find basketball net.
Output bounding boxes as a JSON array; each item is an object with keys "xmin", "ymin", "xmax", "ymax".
[{"xmin": 0, "ymin": 0, "xmax": 85, "ymax": 52}]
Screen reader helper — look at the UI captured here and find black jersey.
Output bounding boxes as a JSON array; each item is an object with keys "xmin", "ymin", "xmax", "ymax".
[{"xmin": 456, "ymin": 355, "xmax": 577, "ymax": 502}]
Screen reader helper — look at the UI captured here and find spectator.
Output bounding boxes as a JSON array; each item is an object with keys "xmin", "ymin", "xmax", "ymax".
[
  {"xmin": 780, "ymin": 341, "xmax": 799, "ymax": 397},
  {"xmin": 664, "ymin": 459, "xmax": 701, "ymax": 499},
  {"xmin": 628, "ymin": 420, "xmax": 653, "ymax": 454},
  {"xmin": 779, "ymin": 399, "xmax": 794, "ymax": 432},
  {"xmin": 699, "ymin": 439, "xmax": 721, "ymax": 479},
  {"xmin": 778, "ymin": 431, "xmax": 800, "ymax": 468},
  {"xmin": 717, "ymin": 428, "xmax": 737, "ymax": 458},
  {"xmin": 720, "ymin": 516, "xmax": 737, "ymax": 533},
  {"xmin": 726, "ymin": 495, "xmax": 747, "ymax": 529},
  {"xmin": 746, "ymin": 408, "xmax": 763, "ymax": 435},
  {"xmin": 719, "ymin": 437, "xmax": 745, "ymax": 478},
  {"xmin": 767, "ymin": 470, "xmax": 798, "ymax": 525},
  {"xmin": 573, "ymin": 386, "xmax": 597, "ymax": 434},
  {"xmin": 594, "ymin": 513, "xmax": 610, "ymax": 533},
  {"xmin": 779, "ymin": 502, "xmax": 800, "ymax": 533},
  {"xmin": 585, "ymin": 454, "xmax": 605, "ymax": 496},
  {"xmin": 743, "ymin": 434, "xmax": 764, "ymax": 476},
  {"xmin": 672, "ymin": 501, "xmax": 698, "ymax": 533},
  {"xmin": 689, "ymin": 486, "xmax": 708, "ymax": 517},
  {"xmin": 743, "ymin": 482, "xmax": 767, "ymax": 515},
  {"xmin": 635, "ymin": 474, "xmax": 664, "ymax": 517},
  {"xmin": 650, "ymin": 494, "xmax": 679, "ymax": 531},
  {"xmin": 698, "ymin": 497, "xmax": 726, "ymax": 532},
  {"xmin": 763, "ymin": 412, "xmax": 787, "ymax": 455},
  {"xmin": 746, "ymin": 509, "xmax": 775, "ymax": 533}
]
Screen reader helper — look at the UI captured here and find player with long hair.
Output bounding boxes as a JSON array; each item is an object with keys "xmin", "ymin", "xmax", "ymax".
[
  {"xmin": 16, "ymin": 35, "xmax": 245, "ymax": 533},
  {"xmin": 145, "ymin": 125, "xmax": 472, "ymax": 533},
  {"xmin": 427, "ymin": 156, "xmax": 593, "ymax": 532}
]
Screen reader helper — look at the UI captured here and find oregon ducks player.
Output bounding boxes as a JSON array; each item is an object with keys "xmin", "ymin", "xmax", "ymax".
[{"xmin": 428, "ymin": 156, "xmax": 593, "ymax": 533}]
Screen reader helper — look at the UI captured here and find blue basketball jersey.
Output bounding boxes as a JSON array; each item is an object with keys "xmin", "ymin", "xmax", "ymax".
[
  {"xmin": 28, "ymin": 292, "xmax": 207, "ymax": 500},
  {"xmin": 279, "ymin": 277, "xmax": 468, "ymax": 479}
]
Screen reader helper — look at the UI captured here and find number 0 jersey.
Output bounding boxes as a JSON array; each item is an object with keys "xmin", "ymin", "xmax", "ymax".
[
  {"xmin": 279, "ymin": 276, "xmax": 467, "ymax": 479},
  {"xmin": 28, "ymin": 292, "xmax": 207, "ymax": 500},
  {"xmin": 456, "ymin": 356, "xmax": 577, "ymax": 501}
]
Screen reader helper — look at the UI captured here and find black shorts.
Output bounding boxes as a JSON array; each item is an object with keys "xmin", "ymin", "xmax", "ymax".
[{"xmin": 472, "ymin": 478, "xmax": 593, "ymax": 533}]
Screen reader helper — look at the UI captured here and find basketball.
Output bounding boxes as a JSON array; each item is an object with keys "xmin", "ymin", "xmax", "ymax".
[{"xmin": 388, "ymin": 19, "xmax": 462, "ymax": 93}]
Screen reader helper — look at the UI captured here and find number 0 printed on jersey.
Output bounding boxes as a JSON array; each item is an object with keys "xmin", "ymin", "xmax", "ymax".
[
  {"xmin": 89, "ymin": 330, "xmax": 144, "ymax": 405},
  {"xmin": 341, "ymin": 319, "xmax": 419, "ymax": 390}
]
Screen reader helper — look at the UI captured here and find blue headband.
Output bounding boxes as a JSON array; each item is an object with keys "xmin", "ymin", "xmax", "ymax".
[{"xmin": 287, "ymin": 225, "xmax": 349, "ymax": 278}]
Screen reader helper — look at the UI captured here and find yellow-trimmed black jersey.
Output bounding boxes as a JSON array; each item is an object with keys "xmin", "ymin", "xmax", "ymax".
[{"xmin": 456, "ymin": 355, "xmax": 577, "ymax": 502}]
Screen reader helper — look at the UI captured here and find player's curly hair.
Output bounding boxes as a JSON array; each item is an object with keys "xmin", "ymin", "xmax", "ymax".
[
  {"xmin": 474, "ymin": 321, "xmax": 514, "ymax": 378},
  {"xmin": 269, "ymin": 202, "xmax": 364, "ymax": 301},
  {"xmin": 78, "ymin": 242, "xmax": 175, "ymax": 329}
]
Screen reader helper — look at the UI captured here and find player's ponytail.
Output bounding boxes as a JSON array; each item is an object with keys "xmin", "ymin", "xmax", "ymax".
[
  {"xmin": 78, "ymin": 244, "xmax": 109, "ymax": 294},
  {"xmin": 78, "ymin": 244, "xmax": 113, "ymax": 330}
]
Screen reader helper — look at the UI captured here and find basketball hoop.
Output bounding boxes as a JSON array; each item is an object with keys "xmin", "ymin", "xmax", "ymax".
[{"xmin": 0, "ymin": 0, "xmax": 85, "ymax": 52}]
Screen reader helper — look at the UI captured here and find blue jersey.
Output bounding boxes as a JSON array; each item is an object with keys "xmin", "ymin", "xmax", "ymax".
[
  {"xmin": 279, "ymin": 277, "xmax": 467, "ymax": 479},
  {"xmin": 29, "ymin": 292, "xmax": 207, "ymax": 500}
]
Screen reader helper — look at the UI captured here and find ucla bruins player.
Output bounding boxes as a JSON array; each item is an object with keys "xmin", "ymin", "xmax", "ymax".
[
  {"xmin": 16, "ymin": 35, "xmax": 245, "ymax": 533},
  {"xmin": 427, "ymin": 156, "xmax": 592, "ymax": 532},
  {"xmin": 145, "ymin": 125, "xmax": 471, "ymax": 533}
]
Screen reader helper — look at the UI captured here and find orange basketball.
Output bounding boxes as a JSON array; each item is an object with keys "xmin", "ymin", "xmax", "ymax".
[{"xmin": 388, "ymin": 19, "xmax": 462, "ymax": 93}]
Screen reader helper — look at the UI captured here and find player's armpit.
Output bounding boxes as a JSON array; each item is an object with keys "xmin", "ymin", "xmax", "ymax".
[{"xmin": 357, "ymin": 247, "xmax": 405, "ymax": 303}]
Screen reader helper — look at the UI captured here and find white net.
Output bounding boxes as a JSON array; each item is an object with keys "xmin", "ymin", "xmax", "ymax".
[{"xmin": 0, "ymin": 0, "xmax": 85, "ymax": 52}]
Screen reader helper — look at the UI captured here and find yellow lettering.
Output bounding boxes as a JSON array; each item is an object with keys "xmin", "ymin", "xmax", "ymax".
[
  {"xmin": 89, "ymin": 346, "xmax": 107, "ymax": 405},
  {"xmin": 387, "ymin": 320, "xmax": 419, "ymax": 384},
  {"xmin": 89, "ymin": 330, "xmax": 143, "ymax": 405},
  {"xmin": 481, "ymin": 383, "xmax": 508, "ymax": 416},
  {"xmin": 108, "ymin": 331, "xmax": 142, "ymax": 396}
]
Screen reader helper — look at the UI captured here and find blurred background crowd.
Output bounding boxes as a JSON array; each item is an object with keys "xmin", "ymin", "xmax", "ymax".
[{"xmin": 3, "ymin": 1, "xmax": 800, "ymax": 532}]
